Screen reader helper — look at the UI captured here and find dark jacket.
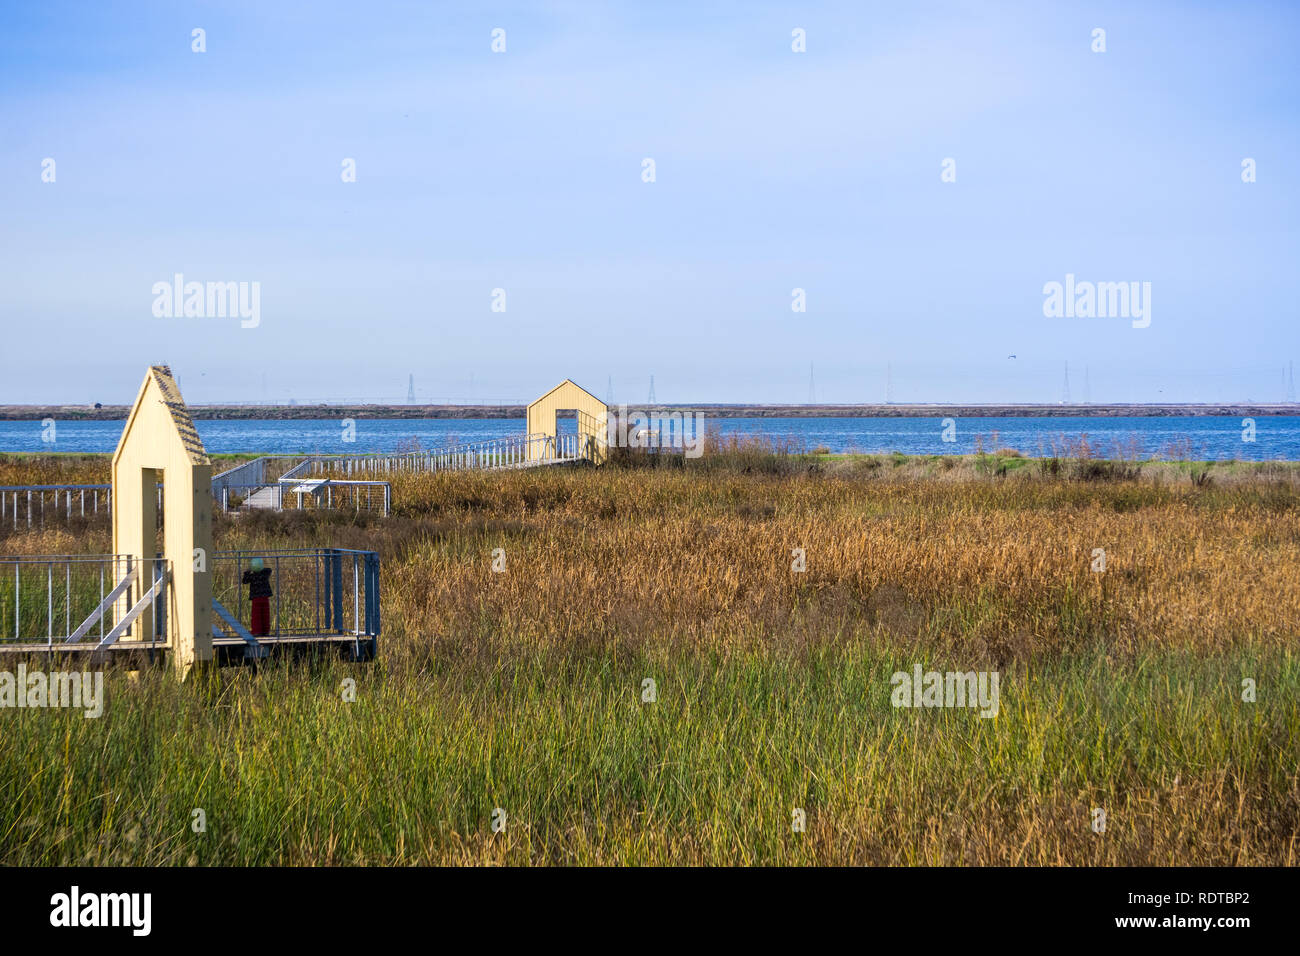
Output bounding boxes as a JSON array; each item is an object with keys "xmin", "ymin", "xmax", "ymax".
[{"xmin": 241, "ymin": 567, "xmax": 273, "ymax": 598}]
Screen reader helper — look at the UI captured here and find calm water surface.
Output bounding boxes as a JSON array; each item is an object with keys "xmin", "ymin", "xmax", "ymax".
[{"xmin": 1, "ymin": 416, "xmax": 1297, "ymax": 461}]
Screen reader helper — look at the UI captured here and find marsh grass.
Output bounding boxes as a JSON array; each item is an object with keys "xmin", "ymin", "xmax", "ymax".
[
  {"xmin": 1, "ymin": 449, "xmax": 1297, "ymax": 865},
  {"xmin": 1, "ymin": 645, "xmax": 1294, "ymax": 865}
]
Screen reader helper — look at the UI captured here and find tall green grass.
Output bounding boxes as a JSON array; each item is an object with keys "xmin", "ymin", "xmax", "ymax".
[{"xmin": 0, "ymin": 644, "xmax": 1294, "ymax": 865}]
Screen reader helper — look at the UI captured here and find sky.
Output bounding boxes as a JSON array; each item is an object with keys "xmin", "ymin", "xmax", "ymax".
[{"xmin": 1, "ymin": 1, "xmax": 1297, "ymax": 406}]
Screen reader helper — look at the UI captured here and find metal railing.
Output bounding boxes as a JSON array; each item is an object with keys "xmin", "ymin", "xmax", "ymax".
[
  {"xmin": 309, "ymin": 431, "xmax": 597, "ymax": 475},
  {"xmin": 210, "ymin": 548, "xmax": 379, "ymax": 643},
  {"xmin": 213, "ymin": 457, "xmax": 390, "ymax": 515},
  {"xmin": 538, "ymin": 431, "xmax": 591, "ymax": 462},
  {"xmin": 277, "ymin": 478, "xmax": 391, "ymax": 515},
  {"xmin": 217, "ymin": 482, "xmax": 282, "ymax": 512},
  {"xmin": 0, "ymin": 554, "xmax": 168, "ymax": 647},
  {"xmin": 217, "ymin": 479, "xmax": 391, "ymax": 515},
  {"xmin": 0, "ymin": 484, "xmax": 145, "ymax": 531},
  {"xmin": 211, "ymin": 457, "xmax": 306, "ymax": 498},
  {"xmin": 0, "ymin": 483, "xmax": 180, "ymax": 532},
  {"xmin": 210, "ymin": 458, "xmax": 268, "ymax": 494},
  {"xmin": 207, "ymin": 426, "xmax": 605, "ymax": 516}
]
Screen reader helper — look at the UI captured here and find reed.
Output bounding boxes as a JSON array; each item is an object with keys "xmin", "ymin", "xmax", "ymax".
[{"xmin": 1, "ymin": 451, "xmax": 1296, "ymax": 864}]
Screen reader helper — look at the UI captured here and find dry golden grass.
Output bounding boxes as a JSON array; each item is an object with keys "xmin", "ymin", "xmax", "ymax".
[{"xmin": 350, "ymin": 465, "xmax": 1300, "ymax": 661}]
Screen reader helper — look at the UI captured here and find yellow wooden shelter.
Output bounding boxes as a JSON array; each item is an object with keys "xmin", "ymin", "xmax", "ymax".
[{"xmin": 526, "ymin": 379, "xmax": 608, "ymax": 464}]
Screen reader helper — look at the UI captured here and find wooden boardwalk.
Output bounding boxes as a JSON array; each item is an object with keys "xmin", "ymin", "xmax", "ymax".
[{"xmin": 0, "ymin": 632, "xmax": 374, "ymax": 666}]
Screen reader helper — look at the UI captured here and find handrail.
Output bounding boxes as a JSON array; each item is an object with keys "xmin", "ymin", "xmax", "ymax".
[
  {"xmin": 0, "ymin": 484, "xmax": 112, "ymax": 491},
  {"xmin": 210, "ymin": 548, "xmax": 380, "ymax": 642},
  {"xmin": 1, "ymin": 485, "xmax": 126, "ymax": 530},
  {"xmin": 210, "ymin": 426, "xmax": 603, "ymax": 515},
  {"xmin": 308, "ymin": 430, "xmax": 596, "ymax": 475},
  {"xmin": 0, "ymin": 553, "xmax": 167, "ymax": 646},
  {"xmin": 275, "ymin": 477, "xmax": 391, "ymax": 516}
]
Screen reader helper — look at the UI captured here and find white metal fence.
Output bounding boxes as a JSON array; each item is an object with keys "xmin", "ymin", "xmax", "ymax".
[
  {"xmin": 0, "ymin": 484, "xmax": 162, "ymax": 532},
  {"xmin": 0, "ymin": 553, "xmax": 168, "ymax": 648},
  {"xmin": 308, "ymin": 431, "xmax": 593, "ymax": 476}
]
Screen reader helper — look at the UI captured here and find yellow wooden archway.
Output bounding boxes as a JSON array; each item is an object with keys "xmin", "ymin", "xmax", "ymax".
[{"xmin": 111, "ymin": 366, "xmax": 213, "ymax": 677}]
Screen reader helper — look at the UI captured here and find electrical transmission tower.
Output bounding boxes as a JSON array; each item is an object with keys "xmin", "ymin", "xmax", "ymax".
[
  {"xmin": 808, "ymin": 362, "xmax": 816, "ymax": 404},
  {"xmin": 648, "ymin": 374, "xmax": 656, "ymax": 404},
  {"xmin": 407, "ymin": 374, "xmax": 415, "ymax": 403},
  {"xmin": 1061, "ymin": 362, "xmax": 1071, "ymax": 404},
  {"xmin": 606, "ymin": 375, "xmax": 614, "ymax": 405}
]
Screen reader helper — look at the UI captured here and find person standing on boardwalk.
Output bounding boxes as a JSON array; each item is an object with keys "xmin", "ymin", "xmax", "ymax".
[{"xmin": 242, "ymin": 557, "xmax": 273, "ymax": 636}]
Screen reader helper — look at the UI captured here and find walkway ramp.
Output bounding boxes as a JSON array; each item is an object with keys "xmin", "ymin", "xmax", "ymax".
[
  {"xmin": 308, "ymin": 432, "xmax": 595, "ymax": 478},
  {"xmin": 209, "ymin": 379, "xmax": 612, "ymax": 514}
]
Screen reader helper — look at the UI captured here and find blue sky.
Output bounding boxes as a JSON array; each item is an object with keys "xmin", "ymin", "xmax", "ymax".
[{"xmin": 1, "ymin": 1, "xmax": 1297, "ymax": 405}]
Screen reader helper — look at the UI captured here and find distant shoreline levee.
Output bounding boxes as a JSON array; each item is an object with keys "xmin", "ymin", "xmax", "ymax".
[{"xmin": 0, "ymin": 402, "xmax": 1298, "ymax": 421}]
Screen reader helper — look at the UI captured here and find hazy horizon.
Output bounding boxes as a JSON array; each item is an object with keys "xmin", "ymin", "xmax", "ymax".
[{"xmin": 7, "ymin": 389, "xmax": 1300, "ymax": 409}]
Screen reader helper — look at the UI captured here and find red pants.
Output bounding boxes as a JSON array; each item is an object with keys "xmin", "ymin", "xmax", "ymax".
[{"xmin": 250, "ymin": 596, "xmax": 270, "ymax": 636}]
